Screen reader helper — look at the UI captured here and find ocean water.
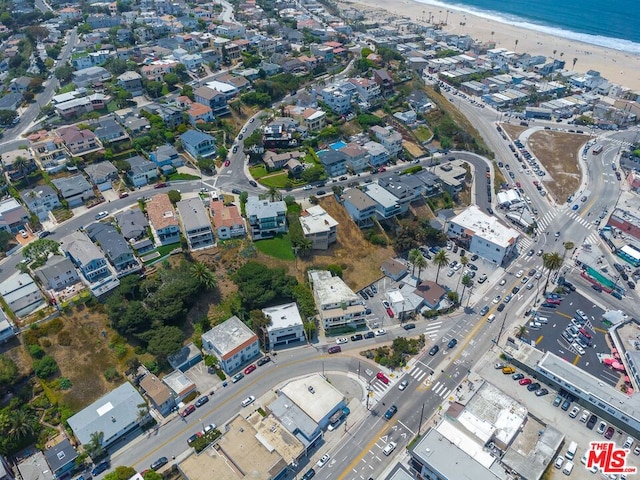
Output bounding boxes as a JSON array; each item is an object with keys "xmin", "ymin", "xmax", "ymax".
[{"xmin": 415, "ymin": 0, "xmax": 640, "ymax": 55}]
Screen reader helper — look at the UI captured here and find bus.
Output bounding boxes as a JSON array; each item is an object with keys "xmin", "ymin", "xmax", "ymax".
[{"xmin": 592, "ymin": 144, "xmax": 603, "ymax": 155}]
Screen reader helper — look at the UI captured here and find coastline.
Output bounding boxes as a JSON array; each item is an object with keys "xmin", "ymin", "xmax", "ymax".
[{"xmin": 339, "ymin": 0, "xmax": 640, "ymax": 91}]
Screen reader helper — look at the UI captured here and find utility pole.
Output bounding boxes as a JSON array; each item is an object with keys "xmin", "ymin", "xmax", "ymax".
[{"xmin": 418, "ymin": 403, "xmax": 425, "ymax": 435}]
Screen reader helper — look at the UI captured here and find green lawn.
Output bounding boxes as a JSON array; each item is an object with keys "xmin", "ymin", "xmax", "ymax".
[
  {"xmin": 414, "ymin": 126, "xmax": 433, "ymax": 143},
  {"xmin": 249, "ymin": 165, "xmax": 268, "ymax": 179},
  {"xmin": 168, "ymin": 173, "xmax": 200, "ymax": 181},
  {"xmin": 58, "ymin": 83, "xmax": 75, "ymax": 94},
  {"xmin": 254, "ymin": 234, "xmax": 295, "ymax": 260},
  {"xmin": 259, "ymin": 172, "xmax": 295, "ymax": 189}
]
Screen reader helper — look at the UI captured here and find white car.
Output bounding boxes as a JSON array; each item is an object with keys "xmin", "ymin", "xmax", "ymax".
[
  {"xmin": 375, "ymin": 329, "xmax": 387, "ymax": 336},
  {"xmin": 398, "ymin": 379, "xmax": 409, "ymax": 391},
  {"xmin": 572, "ymin": 342, "xmax": 585, "ymax": 355},
  {"xmin": 554, "ymin": 456, "xmax": 564, "ymax": 469},
  {"xmin": 597, "ymin": 421, "xmax": 607, "ymax": 435},
  {"xmin": 204, "ymin": 423, "xmax": 217, "ymax": 433},
  {"xmin": 303, "ymin": 185, "xmax": 313, "ymax": 191},
  {"xmin": 493, "ymin": 295, "xmax": 502, "ymax": 304},
  {"xmin": 515, "ymin": 270, "xmax": 524, "ymax": 278},
  {"xmin": 336, "ymin": 337, "xmax": 348, "ymax": 345},
  {"xmin": 241, "ymin": 395, "xmax": 255, "ymax": 407},
  {"xmin": 383, "ymin": 441, "xmax": 397, "ymax": 456},
  {"xmin": 499, "ymin": 279, "xmax": 507, "ymax": 286},
  {"xmin": 569, "ymin": 406, "xmax": 580, "ymax": 418},
  {"xmin": 381, "ymin": 300, "xmax": 391, "ymax": 309},
  {"xmin": 316, "ymin": 454, "xmax": 330, "ymax": 468},
  {"xmin": 453, "ymin": 263, "xmax": 462, "ymax": 271},
  {"xmin": 95, "ymin": 211, "xmax": 109, "ymax": 220}
]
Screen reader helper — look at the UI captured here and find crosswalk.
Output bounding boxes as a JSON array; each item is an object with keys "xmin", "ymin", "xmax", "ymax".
[
  {"xmin": 536, "ymin": 210, "xmax": 557, "ymax": 231},
  {"xmin": 430, "ymin": 381, "xmax": 453, "ymax": 399},
  {"xmin": 565, "ymin": 210, "xmax": 594, "ymax": 229},
  {"xmin": 424, "ymin": 321, "xmax": 443, "ymax": 340},
  {"xmin": 407, "ymin": 364, "xmax": 429, "ymax": 382}
]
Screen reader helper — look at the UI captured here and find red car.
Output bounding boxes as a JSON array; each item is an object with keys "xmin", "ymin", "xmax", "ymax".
[
  {"xmin": 376, "ymin": 372, "xmax": 390, "ymax": 385},
  {"xmin": 181, "ymin": 405, "xmax": 196, "ymax": 417},
  {"xmin": 119, "ymin": 192, "xmax": 129, "ymax": 198},
  {"xmin": 518, "ymin": 378, "xmax": 532, "ymax": 386},
  {"xmin": 545, "ymin": 298, "xmax": 562, "ymax": 305},
  {"xmin": 224, "ymin": 160, "xmax": 230, "ymax": 167},
  {"xmin": 579, "ymin": 328, "xmax": 592, "ymax": 339},
  {"xmin": 378, "ymin": 166, "xmax": 386, "ymax": 173},
  {"xmin": 244, "ymin": 364, "xmax": 256, "ymax": 375},
  {"xmin": 154, "ymin": 182, "xmax": 167, "ymax": 189}
]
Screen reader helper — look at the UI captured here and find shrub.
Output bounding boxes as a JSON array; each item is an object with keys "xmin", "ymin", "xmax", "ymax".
[
  {"xmin": 34, "ymin": 355, "xmax": 58, "ymax": 378},
  {"xmin": 191, "ymin": 429, "xmax": 222, "ymax": 453},
  {"xmin": 58, "ymin": 377, "xmax": 72, "ymax": 390},
  {"xmin": 28, "ymin": 344, "xmax": 45, "ymax": 359},
  {"xmin": 216, "ymin": 370, "xmax": 226, "ymax": 381},
  {"xmin": 103, "ymin": 367, "xmax": 121, "ymax": 382},
  {"xmin": 57, "ymin": 331, "xmax": 72, "ymax": 346},
  {"xmin": 40, "ymin": 338, "xmax": 51, "ymax": 347}
]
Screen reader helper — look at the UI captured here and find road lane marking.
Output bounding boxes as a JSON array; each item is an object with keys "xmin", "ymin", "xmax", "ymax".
[
  {"xmin": 398, "ymin": 420, "xmax": 416, "ymax": 436},
  {"xmin": 535, "ymin": 335, "xmax": 543, "ymax": 344},
  {"xmin": 573, "ymin": 355, "xmax": 580, "ymax": 365}
]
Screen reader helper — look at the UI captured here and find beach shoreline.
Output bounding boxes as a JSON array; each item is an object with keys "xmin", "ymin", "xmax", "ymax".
[{"xmin": 339, "ymin": 0, "xmax": 640, "ymax": 91}]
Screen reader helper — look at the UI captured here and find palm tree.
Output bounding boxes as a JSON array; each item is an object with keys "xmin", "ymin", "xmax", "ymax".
[
  {"xmin": 433, "ymin": 249, "xmax": 449, "ymax": 283},
  {"xmin": 13, "ymin": 156, "xmax": 30, "ymax": 182},
  {"xmin": 414, "ymin": 253, "xmax": 428, "ymax": 281},
  {"xmin": 297, "ymin": 238, "xmax": 313, "ymax": 258},
  {"xmin": 455, "ymin": 255, "xmax": 469, "ymax": 293},
  {"xmin": 460, "ymin": 274, "xmax": 472, "ymax": 306},
  {"xmin": 572, "ymin": 57, "xmax": 578, "ymax": 69},
  {"xmin": 86, "ymin": 431, "xmax": 105, "ymax": 460},
  {"xmin": 542, "ymin": 252, "xmax": 563, "ymax": 294},
  {"xmin": 190, "ymin": 261, "xmax": 217, "ymax": 290},
  {"xmin": 136, "ymin": 403, "xmax": 149, "ymax": 425},
  {"xmin": 8, "ymin": 409, "xmax": 35, "ymax": 442},
  {"xmin": 268, "ymin": 186, "xmax": 282, "ymax": 202},
  {"xmin": 408, "ymin": 248, "xmax": 421, "ymax": 276},
  {"xmin": 514, "ymin": 39, "xmax": 519, "ymax": 51}
]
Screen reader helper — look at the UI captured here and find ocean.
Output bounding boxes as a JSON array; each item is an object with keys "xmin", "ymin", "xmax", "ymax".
[{"xmin": 414, "ymin": 0, "xmax": 640, "ymax": 55}]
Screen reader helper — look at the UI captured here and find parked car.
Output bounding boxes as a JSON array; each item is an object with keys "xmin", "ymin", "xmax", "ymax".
[
  {"xmin": 91, "ymin": 462, "xmax": 110, "ymax": 476},
  {"xmin": 518, "ymin": 378, "xmax": 532, "ymax": 386},
  {"xmin": 195, "ymin": 396, "xmax": 209, "ymax": 407},
  {"xmin": 150, "ymin": 457, "xmax": 168, "ymax": 471},
  {"xmin": 535, "ymin": 388, "xmax": 548, "ymax": 396},
  {"xmin": 403, "ymin": 323, "xmax": 415, "ymax": 330},
  {"xmin": 316, "ymin": 454, "xmax": 330, "ymax": 468},
  {"xmin": 244, "ymin": 364, "xmax": 257, "ymax": 375},
  {"xmin": 301, "ymin": 468, "xmax": 316, "ymax": 480},
  {"xmin": 241, "ymin": 395, "xmax": 256, "ymax": 407},
  {"xmin": 181, "ymin": 405, "xmax": 196, "ymax": 417},
  {"xmin": 350, "ymin": 334, "xmax": 364, "ymax": 342},
  {"xmin": 231, "ymin": 372, "xmax": 244, "ymax": 383},
  {"xmin": 512, "ymin": 373, "xmax": 524, "ymax": 380},
  {"xmin": 257, "ymin": 356, "xmax": 271, "ymax": 366},
  {"xmin": 95, "ymin": 211, "xmax": 108, "ymax": 220}
]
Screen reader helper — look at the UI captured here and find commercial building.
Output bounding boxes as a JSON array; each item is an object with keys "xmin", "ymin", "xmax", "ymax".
[
  {"xmin": 447, "ymin": 205, "xmax": 519, "ymax": 265},
  {"xmin": 299, "ymin": 205, "xmax": 338, "ymax": 250},
  {"xmin": 262, "ymin": 302, "xmax": 306, "ymax": 348},
  {"xmin": 201, "ymin": 316, "xmax": 260, "ymax": 374},
  {"xmin": 67, "ymin": 382, "xmax": 147, "ymax": 449},
  {"xmin": 308, "ymin": 270, "xmax": 366, "ymax": 332},
  {"xmin": 176, "ymin": 198, "xmax": 214, "ymax": 250}
]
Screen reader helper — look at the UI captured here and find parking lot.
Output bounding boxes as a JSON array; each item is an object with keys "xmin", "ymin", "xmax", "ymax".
[
  {"xmin": 519, "ymin": 290, "xmax": 623, "ymax": 387},
  {"xmin": 479, "ymin": 353, "xmax": 640, "ymax": 479}
]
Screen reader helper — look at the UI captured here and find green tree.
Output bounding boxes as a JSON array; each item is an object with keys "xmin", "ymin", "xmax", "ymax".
[
  {"xmin": 433, "ymin": 249, "xmax": 449, "ymax": 283},
  {"xmin": 77, "ymin": 23, "xmax": 92, "ymax": 34},
  {"xmin": 143, "ymin": 471, "xmax": 163, "ymax": 480},
  {"xmin": 144, "ymin": 326, "xmax": 184, "ymax": 358},
  {"xmin": 167, "ymin": 189, "xmax": 181, "ymax": 204},
  {"xmin": 0, "ymin": 110, "xmax": 17, "ymax": 126},
  {"xmin": 296, "ymin": 238, "xmax": 313, "ymax": 258},
  {"xmin": 0, "ymin": 355, "xmax": 18, "ymax": 387},
  {"xmin": 232, "ymin": 262, "xmax": 297, "ymax": 311},
  {"xmin": 455, "ymin": 255, "xmax": 469, "ymax": 293},
  {"xmin": 86, "ymin": 432, "xmax": 105, "ymax": 460},
  {"xmin": 163, "ymin": 72, "xmax": 180, "ymax": 89},
  {"xmin": 460, "ymin": 274, "xmax": 472, "ymax": 306},
  {"xmin": 144, "ymin": 80, "xmax": 164, "ymax": 98},
  {"xmin": 267, "ymin": 186, "xmax": 282, "ymax": 202},
  {"xmin": 542, "ymin": 252, "xmax": 563, "ymax": 293},
  {"xmin": 408, "ymin": 248, "xmax": 421, "ymax": 276},
  {"xmin": 7, "ymin": 409, "xmax": 36, "ymax": 443},
  {"xmin": 55, "ymin": 63, "xmax": 74, "ymax": 83},
  {"xmin": 413, "ymin": 252, "xmax": 428, "ymax": 280},
  {"xmin": 104, "ymin": 466, "xmax": 136, "ymax": 480},
  {"xmin": 190, "ymin": 262, "xmax": 217, "ymax": 290},
  {"xmin": 33, "ymin": 355, "xmax": 58, "ymax": 378},
  {"xmin": 22, "ymin": 239, "xmax": 60, "ymax": 263}
]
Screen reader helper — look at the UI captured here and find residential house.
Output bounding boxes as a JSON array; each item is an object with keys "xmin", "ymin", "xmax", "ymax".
[
  {"xmin": 67, "ymin": 382, "xmax": 146, "ymax": 449},
  {"xmin": 142, "ymin": 104, "xmax": 185, "ymax": 129},
  {"xmin": 0, "ymin": 198, "xmax": 30, "ymax": 233},
  {"xmin": 321, "ymin": 85, "xmax": 352, "ymax": 114},
  {"xmin": 317, "ymin": 149, "xmax": 348, "ymax": 177},
  {"xmin": 340, "ymin": 143, "xmax": 369, "ymax": 173},
  {"xmin": 9, "ymin": 76, "xmax": 31, "ymax": 95},
  {"xmin": 187, "ymin": 102, "xmax": 214, "ymax": 125},
  {"xmin": 1, "ymin": 148, "xmax": 37, "ymax": 181},
  {"xmin": 146, "ymin": 194, "xmax": 181, "ymax": 246},
  {"xmin": 362, "ymin": 141, "xmax": 389, "ymax": 167},
  {"xmin": 0, "ymin": 273, "xmax": 45, "ymax": 318},
  {"xmin": 299, "ymin": 205, "xmax": 338, "ymax": 250},
  {"xmin": 370, "ymin": 125, "xmax": 402, "ymax": 157},
  {"xmin": 215, "ymin": 22, "xmax": 246, "ymax": 38},
  {"xmin": 347, "ymin": 77, "xmax": 382, "ymax": 107},
  {"xmin": 262, "ymin": 302, "xmax": 305, "ymax": 348},
  {"xmin": 176, "ymin": 198, "xmax": 214, "ymax": 250},
  {"xmin": 246, "ymin": 197, "xmax": 287, "ymax": 240},
  {"xmin": 51, "ymin": 175, "xmax": 95, "ymax": 208},
  {"xmin": 193, "ymin": 86, "xmax": 229, "ymax": 116},
  {"xmin": 86, "ymin": 222, "xmax": 138, "ymax": 274},
  {"xmin": 59, "ymin": 6, "xmax": 81, "ymax": 21},
  {"xmin": 373, "ymin": 69, "xmax": 394, "ymax": 95},
  {"xmin": 179, "ymin": 129, "xmax": 217, "ymax": 159},
  {"xmin": 381, "ymin": 258, "xmax": 408, "ymax": 281},
  {"xmin": 126, "ymin": 155, "xmax": 158, "ymax": 187},
  {"xmin": 141, "ymin": 60, "xmax": 179, "ymax": 82},
  {"xmin": 57, "ymin": 126, "xmax": 102, "ymax": 157},
  {"xmin": 72, "ymin": 66, "xmax": 112, "ymax": 88},
  {"xmin": 115, "ymin": 208, "xmax": 149, "ymax": 242},
  {"xmin": 308, "ymin": 270, "xmax": 366, "ymax": 332},
  {"xmin": 210, "ymin": 198, "xmax": 245, "ymax": 240},
  {"xmin": 201, "ymin": 316, "xmax": 260, "ymax": 374},
  {"xmin": 302, "ymin": 108, "xmax": 326, "ymax": 131},
  {"xmin": 71, "ymin": 50, "xmax": 112, "ymax": 70},
  {"xmin": 342, "ymin": 187, "xmax": 377, "ymax": 227},
  {"xmin": 61, "ymin": 231, "xmax": 111, "ymax": 283},
  {"xmin": 0, "ymin": 93, "xmax": 23, "ymax": 111},
  {"xmin": 29, "ymin": 131, "xmax": 69, "ymax": 173},
  {"xmin": 434, "ymin": 160, "xmax": 467, "ymax": 195},
  {"xmin": 262, "ymin": 119, "xmax": 300, "ymax": 149},
  {"xmin": 263, "ymin": 150, "xmax": 304, "ymax": 172},
  {"xmin": 54, "ymin": 93, "xmax": 110, "ymax": 119},
  {"xmin": 139, "ymin": 373, "xmax": 175, "ymax": 417},
  {"xmin": 117, "ymin": 71, "xmax": 144, "ymax": 96},
  {"xmin": 44, "ymin": 439, "xmax": 77, "ymax": 480},
  {"xmin": 0, "ymin": 309, "xmax": 16, "ymax": 344},
  {"xmin": 84, "ymin": 161, "xmax": 118, "ymax": 191},
  {"xmin": 363, "ymin": 183, "xmax": 401, "ymax": 220},
  {"xmin": 414, "ymin": 280, "xmax": 447, "ymax": 309},
  {"xmin": 16, "ymin": 453, "xmax": 53, "ymax": 480},
  {"xmin": 149, "ymin": 144, "xmax": 183, "ymax": 169},
  {"xmin": 34, "ymin": 256, "xmax": 80, "ymax": 292},
  {"xmin": 95, "ymin": 117, "xmax": 128, "ymax": 144},
  {"xmin": 20, "ymin": 185, "xmax": 61, "ymax": 222}
]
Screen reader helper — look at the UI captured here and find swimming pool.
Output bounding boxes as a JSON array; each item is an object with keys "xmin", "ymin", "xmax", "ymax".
[{"xmin": 330, "ymin": 141, "xmax": 347, "ymax": 150}]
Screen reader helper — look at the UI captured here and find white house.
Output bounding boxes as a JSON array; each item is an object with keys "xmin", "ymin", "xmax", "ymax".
[
  {"xmin": 201, "ymin": 316, "xmax": 261, "ymax": 374},
  {"xmin": 262, "ymin": 302, "xmax": 306, "ymax": 348}
]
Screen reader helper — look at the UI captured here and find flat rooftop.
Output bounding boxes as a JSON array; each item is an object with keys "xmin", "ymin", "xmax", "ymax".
[
  {"xmin": 263, "ymin": 302, "xmax": 303, "ymax": 331},
  {"xmin": 450, "ymin": 205, "xmax": 519, "ymax": 248},
  {"xmin": 279, "ymin": 374, "xmax": 343, "ymax": 424},
  {"xmin": 309, "ymin": 270, "xmax": 359, "ymax": 307}
]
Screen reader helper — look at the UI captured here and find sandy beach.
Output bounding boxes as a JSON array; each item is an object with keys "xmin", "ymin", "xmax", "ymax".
[{"xmin": 339, "ymin": 0, "xmax": 640, "ymax": 91}]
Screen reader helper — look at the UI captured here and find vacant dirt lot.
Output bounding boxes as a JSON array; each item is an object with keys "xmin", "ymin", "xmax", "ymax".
[{"xmin": 528, "ymin": 130, "xmax": 585, "ymax": 202}]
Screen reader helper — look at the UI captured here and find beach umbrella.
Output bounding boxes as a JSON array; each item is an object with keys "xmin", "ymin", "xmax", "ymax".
[
  {"xmin": 625, "ymin": 376, "xmax": 631, "ymax": 382},
  {"xmin": 603, "ymin": 358, "xmax": 614, "ymax": 365},
  {"xmin": 612, "ymin": 361, "xmax": 621, "ymax": 369}
]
